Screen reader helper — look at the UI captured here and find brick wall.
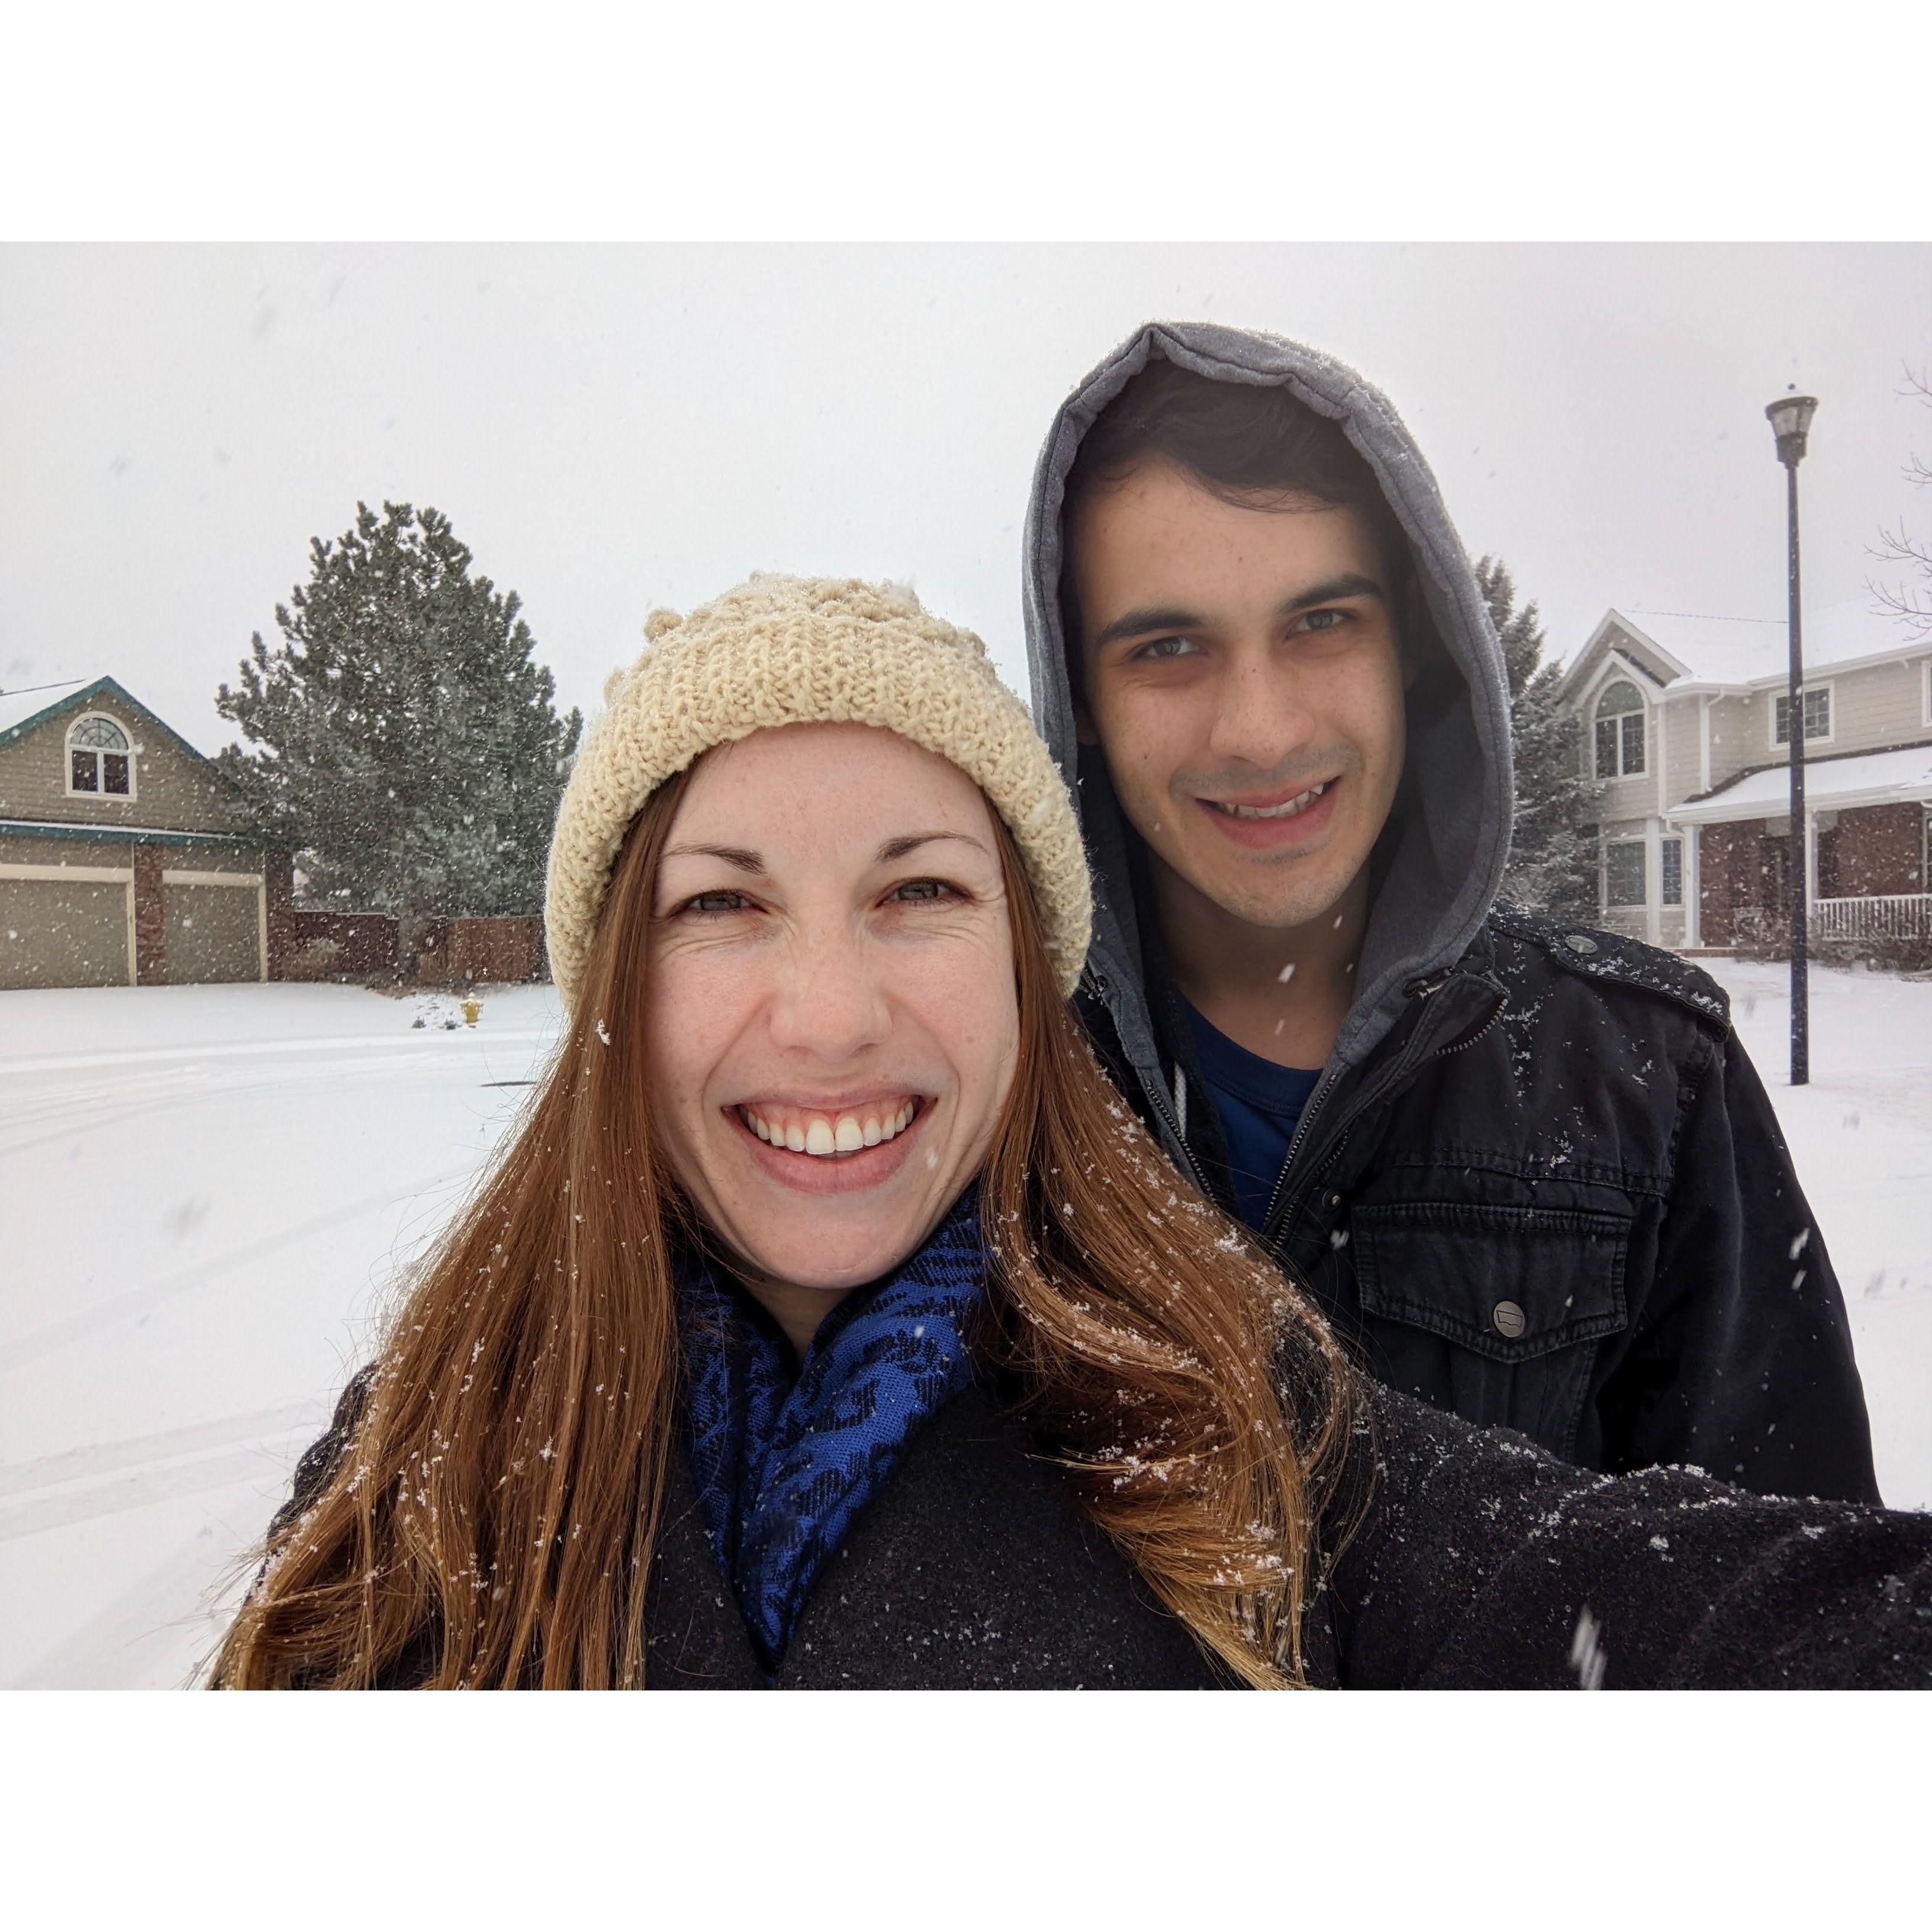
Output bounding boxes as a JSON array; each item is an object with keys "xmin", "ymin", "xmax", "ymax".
[
  {"xmin": 1817, "ymin": 802, "xmax": 1925, "ymax": 898},
  {"xmin": 132, "ymin": 843, "xmax": 166, "ymax": 983}
]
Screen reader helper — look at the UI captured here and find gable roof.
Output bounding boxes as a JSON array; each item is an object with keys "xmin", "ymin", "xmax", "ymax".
[
  {"xmin": 0, "ymin": 675, "xmax": 236, "ymax": 783},
  {"xmin": 1563, "ymin": 600, "xmax": 1928, "ymax": 700}
]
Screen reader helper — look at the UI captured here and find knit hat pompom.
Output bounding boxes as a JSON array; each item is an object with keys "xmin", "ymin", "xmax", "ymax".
[{"xmin": 544, "ymin": 574, "xmax": 1091, "ymax": 1012}]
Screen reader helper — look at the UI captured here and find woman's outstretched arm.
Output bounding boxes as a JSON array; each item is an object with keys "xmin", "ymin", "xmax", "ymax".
[{"xmin": 1327, "ymin": 1384, "xmax": 1932, "ymax": 1689}]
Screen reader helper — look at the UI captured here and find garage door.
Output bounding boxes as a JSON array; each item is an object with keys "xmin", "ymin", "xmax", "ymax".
[
  {"xmin": 0, "ymin": 872, "xmax": 132, "ymax": 990},
  {"xmin": 160, "ymin": 876, "xmax": 262, "ymax": 984}
]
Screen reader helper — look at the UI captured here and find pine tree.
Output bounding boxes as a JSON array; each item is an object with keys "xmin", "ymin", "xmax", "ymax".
[
  {"xmin": 217, "ymin": 503, "xmax": 582, "ymax": 934},
  {"xmin": 1475, "ymin": 555, "xmax": 1601, "ymax": 920}
]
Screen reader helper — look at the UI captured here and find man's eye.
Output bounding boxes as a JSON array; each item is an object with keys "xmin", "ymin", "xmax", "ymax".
[
  {"xmin": 1299, "ymin": 608, "xmax": 1350, "ymax": 634},
  {"xmin": 1134, "ymin": 635, "xmax": 1199, "ymax": 662}
]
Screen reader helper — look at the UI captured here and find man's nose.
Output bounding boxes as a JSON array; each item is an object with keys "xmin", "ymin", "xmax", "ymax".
[
  {"xmin": 1205, "ymin": 647, "xmax": 1317, "ymax": 768},
  {"xmin": 767, "ymin": 926, "xmax": 890, "ymax": 1062}
]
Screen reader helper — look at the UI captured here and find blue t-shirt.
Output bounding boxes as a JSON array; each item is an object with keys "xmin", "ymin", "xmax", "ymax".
[{"xmin": 1183, "ymin": 1002, "xmax": 1321, "ymax": 1234}]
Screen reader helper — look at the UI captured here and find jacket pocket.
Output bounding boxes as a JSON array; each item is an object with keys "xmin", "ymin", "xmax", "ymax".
[{"xmin": 1350, "ymin": 1202, "xmax": 1630, "ymax": 1459}]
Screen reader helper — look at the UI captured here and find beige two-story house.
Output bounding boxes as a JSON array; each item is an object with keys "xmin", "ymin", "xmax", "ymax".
[
  {"xmin": 1559, "ymin": 602, "xmax": 1932, "ymax": 951},
  {"xmin": 0, "ymin": 676, "xmax": 273, "ymax": 990}
]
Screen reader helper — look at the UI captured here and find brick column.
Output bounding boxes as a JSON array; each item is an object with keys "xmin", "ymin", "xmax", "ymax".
[
  {"xmin": 132, "ymin": 842, "xmax": 166, "ymax": 984},
  {"xmin": 263, "ymin": 846, "xmax": 294, "ymax": 980}
]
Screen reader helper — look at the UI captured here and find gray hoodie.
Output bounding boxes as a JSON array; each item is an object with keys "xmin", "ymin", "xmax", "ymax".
[{"xmin": 1023, "ymin": 320, "xmax": 1515, "ymax": 1160}]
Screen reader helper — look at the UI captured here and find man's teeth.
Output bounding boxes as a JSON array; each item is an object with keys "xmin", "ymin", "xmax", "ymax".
[
  {"xmin": 741, "ymin": 1100, "xmax": 919, "ymax": 1157},
  {"xmin": 1212, "ymin": 780, "xmax": 1331, "ymax": 820}
]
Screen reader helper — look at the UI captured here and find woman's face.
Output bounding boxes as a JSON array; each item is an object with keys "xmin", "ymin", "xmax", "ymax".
[{"xmin": 643, "ymin": 722, "xmax": 1020, "ymax": 1319}]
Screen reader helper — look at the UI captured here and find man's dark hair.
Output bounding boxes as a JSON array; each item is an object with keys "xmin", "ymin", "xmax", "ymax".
[{"xmin": 1060, "ymin": 357, "xmax": 1418, "ymax": 651}]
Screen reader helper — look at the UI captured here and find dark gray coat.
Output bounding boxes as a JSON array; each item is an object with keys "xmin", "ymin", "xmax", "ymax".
[
  {"xmin": 1022, "ymin": 321, "xmax": 1879, "ymax": 1504},
  {"xmin": 266, "ymin": 1368, "xmax": 1932, "ymax": 1688}
]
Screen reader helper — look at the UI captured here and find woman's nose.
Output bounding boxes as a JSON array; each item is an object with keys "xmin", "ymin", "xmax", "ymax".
[{"xmin": 766, "ymin": 930, "xmax": 890, "ymax": 1062}]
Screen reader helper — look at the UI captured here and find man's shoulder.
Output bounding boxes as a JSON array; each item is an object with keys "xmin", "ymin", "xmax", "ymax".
[{"xmin": 1482, "ymin": 903, "xmax": 1732, "ymax": 1039}]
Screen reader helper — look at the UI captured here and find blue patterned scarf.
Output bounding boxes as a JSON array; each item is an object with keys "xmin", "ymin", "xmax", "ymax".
[{"xmin": 675, "ymin": 1189, "xmax": 986, "ymax": 1670}]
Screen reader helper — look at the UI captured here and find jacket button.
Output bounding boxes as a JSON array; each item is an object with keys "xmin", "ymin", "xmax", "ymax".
[
  {"xmin": 1491, "ymin": 1299, "xmax": 1527, "ymax": 1339},
  {"xmin": 1562, "ymin": 933, "xmax": 1599, "ymax": 955}
]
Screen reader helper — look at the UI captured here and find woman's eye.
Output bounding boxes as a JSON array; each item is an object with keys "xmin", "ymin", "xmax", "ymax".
[
  {"xmin": 888, "ymin": 879, "xmax": 953, "ymax": 904},
  {"xmin": 682, "ymin": 890, "xmax": 749, "ymax": 915}
]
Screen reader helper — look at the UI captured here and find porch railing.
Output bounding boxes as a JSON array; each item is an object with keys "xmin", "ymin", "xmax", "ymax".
[{"xmin": 1809, "ymin": 893, "xmax": 1932, "ymax": 941}]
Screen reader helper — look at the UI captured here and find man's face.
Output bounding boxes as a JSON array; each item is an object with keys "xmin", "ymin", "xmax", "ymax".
[{"xmin": 1070, "ymin": 457, "xmax": 1409, "ymax": 936}]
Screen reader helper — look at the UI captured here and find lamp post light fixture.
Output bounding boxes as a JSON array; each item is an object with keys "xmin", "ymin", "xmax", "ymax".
[{"xmin": 1766, "ymin": 392, "xmax": 1818, "ymax": 1087}]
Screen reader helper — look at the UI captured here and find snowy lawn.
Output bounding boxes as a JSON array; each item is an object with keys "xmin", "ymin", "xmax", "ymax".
[{"xmin": 2, "ymin": 962, "xmax": 1927, "ymax": 1689}]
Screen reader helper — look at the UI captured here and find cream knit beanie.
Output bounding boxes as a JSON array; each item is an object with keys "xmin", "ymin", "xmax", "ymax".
[{"xmin": 544, "ymin": 575, "xmax": 1091, "ymax": 1013}]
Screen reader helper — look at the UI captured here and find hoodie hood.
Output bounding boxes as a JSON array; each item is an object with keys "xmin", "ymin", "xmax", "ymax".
[{"xmin": 1022, "ymin": 320, "xmax": 1514, "ymax": 1081}]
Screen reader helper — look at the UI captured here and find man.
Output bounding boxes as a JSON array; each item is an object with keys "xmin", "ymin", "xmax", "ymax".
[{"xmin": 1023, "ymin": 321, "xmax": 1879, "ymax": 1502}]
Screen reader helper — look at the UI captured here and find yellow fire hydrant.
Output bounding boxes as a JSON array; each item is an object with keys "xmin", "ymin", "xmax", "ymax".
[{"xmin": 460, "ymin": 994, "xmax": 481, "ymax": 1027}]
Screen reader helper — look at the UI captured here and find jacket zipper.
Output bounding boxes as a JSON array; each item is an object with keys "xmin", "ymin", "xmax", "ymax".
[
  {"xmin": 1257, "ymin": 974, "xmax": 1504, "ymax": 1247},
  {"xmin": 1090, "ymin": 966, "xmax": 1213, "ymax": 1200}
]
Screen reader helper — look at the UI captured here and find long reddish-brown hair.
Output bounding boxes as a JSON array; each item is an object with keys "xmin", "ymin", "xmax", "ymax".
[{"xmin": 211, "ymin": 764, "xmax": 1357, "ymax": 1690}]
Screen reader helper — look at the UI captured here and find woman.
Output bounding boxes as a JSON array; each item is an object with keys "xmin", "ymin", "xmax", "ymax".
[{"xmin": 214, "ymin": 576, "xmax": 1932, "ymax": 1690}]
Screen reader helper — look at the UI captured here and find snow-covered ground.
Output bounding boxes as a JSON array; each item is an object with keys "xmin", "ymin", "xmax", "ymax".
[{"xmin": 2, "ymin": 961, "xmax": 1927, "ymax": 1689}]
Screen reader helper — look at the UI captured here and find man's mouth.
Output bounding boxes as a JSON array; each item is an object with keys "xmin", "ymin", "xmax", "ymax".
[
  {"xmin": 737, "ymin": 1097, "xmax": 921, "ymax": 1158},
  {"xmin": 1202, "ymin": 779, "xmax": 1335, "ymax": 822}
]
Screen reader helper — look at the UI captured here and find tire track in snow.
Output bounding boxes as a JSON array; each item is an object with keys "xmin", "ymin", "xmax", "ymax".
[
  {"xmin": 0, "ymin": 1042, "xmax": 547, "ymax": 1155},
  {"xmin": 0, "ymin": 1167, "xmax": 476, "ymax": 1374},
  {"xmin": 0, "ymin": 1402, "xmax": 321, "ymax": 1499},
  {"xmin": 0, "ymin": 1436, "xmax": 312, "ymax": 1541}
]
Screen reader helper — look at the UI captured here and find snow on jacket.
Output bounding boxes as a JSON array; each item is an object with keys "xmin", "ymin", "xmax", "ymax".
[
  {"xmin": 267, "ymin": 1364, "xmax": 1932, "ymax": 1688},
  {"xmin": 1021, "ymin": 321, "xmax": 1880, "ymax": 1505}
]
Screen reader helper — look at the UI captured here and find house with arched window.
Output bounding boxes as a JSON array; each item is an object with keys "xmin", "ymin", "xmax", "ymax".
[
  {"xmin": 0, "ymin": 676, "xmax": 273, "ymax": 990},
  {"xmin": 1560, "ymin": 607, "xmax": 1932, "ymax": 953}
]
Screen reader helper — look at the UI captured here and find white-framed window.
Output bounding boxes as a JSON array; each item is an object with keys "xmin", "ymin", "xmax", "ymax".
[
  {"xmin": 1660, "ymin": 836, "xmax": 1683, "ymax": 907},
  {"xmin": 1603, "ymin": 839, "xmax": 1647, "ymax": 908},
  {"xmin": 66, "ymin": 714, "xmax": 135, "ymax": 798},
  {"xmin": 1772, "ymin": 684, "xmax": 1833, "ymax": 747},
  {"xmin": 1923, "ymin": 658, "xmax": 1931, "ymax": 728},
  {"xmin": 1594, "ymin": 680, "xmax": 1647, "ymax": 779}
]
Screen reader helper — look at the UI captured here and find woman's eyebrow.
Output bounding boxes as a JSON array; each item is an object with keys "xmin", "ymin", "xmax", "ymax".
[
  {"xmin": 874, "ymin": 831, "xmax": 990, "ymax": 864},
  {"xmin": 661, "ymin": 842, "xmax": 767, "ymax": 874}
]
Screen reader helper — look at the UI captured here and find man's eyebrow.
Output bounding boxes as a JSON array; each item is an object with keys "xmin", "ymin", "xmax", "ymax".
[
  {"xmin": 1089, "ymin": 575, "xmax": 1388, "ymax": 652},
  {"xmin": 661, "ymin": 842, "xmax": 767, "ymax": 874},
  {"xmin": 1277, "ymin": 572, "xmax": 1386, "ymax": 617},
  {"xmin": 1089, "ymin": 605, "xmax": 1203, "ymax": 652},
  {"xmin": 874, "ymin": 831, "xmax": 990, "ymax": 864}
]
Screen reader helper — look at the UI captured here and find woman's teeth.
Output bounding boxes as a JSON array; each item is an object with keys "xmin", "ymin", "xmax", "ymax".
[
  {"xmin": 740, "ymin": 1100, "xmax": 919, "ymax": 1157},
  {"xmin": 1210, "ymin": 780, "xmax": 1331, "ymax": 820}
]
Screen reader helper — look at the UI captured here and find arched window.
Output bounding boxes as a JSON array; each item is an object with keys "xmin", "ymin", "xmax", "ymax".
[
  {"xmin": 68, "ymin": 715, "xmax": 133, "ymax": 797},
  {"xmin": 1594, "ymin": 679, "xmax": 1646, "ymax": 780}
]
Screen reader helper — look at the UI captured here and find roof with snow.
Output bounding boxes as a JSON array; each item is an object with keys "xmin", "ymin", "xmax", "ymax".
[
  {"xmin": 1565, "ymin": 598, "xmax": 1928, "ymax": 697},
  {"xmin": 0, "ymin": 678, "xmax": 93, "ymax": 740},
  {"xmin": 0, "ymin": 675, "xmax": 242, "ymax": 790},
  {"xmin": 1669, "ymin": 743, "xmax": 1932, "ymax": 825}
]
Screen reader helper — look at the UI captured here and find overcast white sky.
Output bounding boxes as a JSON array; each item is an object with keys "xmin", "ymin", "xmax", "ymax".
[{"xmin": 3, "ymin": 243, "xmax": 1928, "ymax": 755}]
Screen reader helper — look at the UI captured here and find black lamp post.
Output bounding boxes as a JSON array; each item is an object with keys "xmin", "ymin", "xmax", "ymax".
[{"xmin": 1766, "ymin": 392, "xmax": 1818, "ymax": 1087}]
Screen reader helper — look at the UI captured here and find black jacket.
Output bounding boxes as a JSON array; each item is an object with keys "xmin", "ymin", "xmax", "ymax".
[
  {"xmin": 264, "ymin": 1368, "xmax": 1931, "ymax": 1689},
  {"xmin": 1021, "ymin": 321, "xmax": 1879, "ymax": 1505},
  {"xmin": 1078, "ymin": 900, "xmax": 1882, "ymax": 1505}
]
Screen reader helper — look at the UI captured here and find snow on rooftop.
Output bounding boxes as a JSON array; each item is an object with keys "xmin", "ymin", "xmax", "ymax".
[
  {"xmin": 0, "ymin": 680, "xmax": 90, "ymax": 739},
  {"xmin": 1611, "ymin": 598, "xmax": 1925, "ymax": 688},
  {"xmin": 1671, "ymin": 742, "xmax": 1932, "ymax": 822}
]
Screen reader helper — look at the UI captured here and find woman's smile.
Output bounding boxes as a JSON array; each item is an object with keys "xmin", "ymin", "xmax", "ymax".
[{"xmin": 727, "ymin": 1093, "xmax": 933, "ymax": 1195}]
